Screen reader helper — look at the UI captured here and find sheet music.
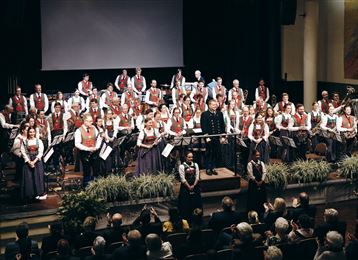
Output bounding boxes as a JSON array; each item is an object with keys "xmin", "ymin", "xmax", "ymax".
[
  {"xmin": 64, "ymin": 132, "xmax": 74, "ymax": 142},
  {"xmin": 100, "ymin": 143, "xmax": 107, "ymax": 156},
  {"xmin": 192, "ymin": 128, "xmax": 202, "ymax": 133},
  {"xmin": 100, "ymin": 145, "xmax": 113, "ymax": 160},
  {"xmin": 10, "ymin": 128, "xmax": 18, "ymax": 139},
  {"xmin": 43, "ymin": 148, "xmax": 54, "ymax": 163},
  {"xmin": 269, "ymin": 136, "xmax": 283, "ymax": 147},
  {"xmin": 50, "ymin": 135, "xmax": 62, "ymax": 147},
  {"xmin": 161, "ymin": 143, "xmax": 174, "ymax": 157},
  {"xmin": 282, "ymin": 136, "xmax": 297, "ymax": 148}
]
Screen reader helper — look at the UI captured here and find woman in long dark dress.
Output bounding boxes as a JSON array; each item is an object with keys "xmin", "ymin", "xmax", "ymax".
[
  {"xmin": 178, "ymin": 151, "xmax": 202, "ymax": 222},
  {"xmin": 247, "ymin": 150, "xmax": 267, "ymax": 216},
  {"xmin": 248, "ymin": 113, "xmax": 270, "ymax": 164},
  {"xmin": 135, "ymin": 118, "xmax": 162, "ymax": 175},
  {"xmin": 20, "ymin": 126, "xmax": 46, "ymax": 201}
]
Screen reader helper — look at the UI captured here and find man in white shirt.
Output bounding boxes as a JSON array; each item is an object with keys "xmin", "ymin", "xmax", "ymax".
[
  {"xmin": 9, "ymin": 86, "xmax": 28, "ymax": 123},
  {"xmin": 131, "ymin": 67, "xmax": 147, "ymax": 96},
  {"xmin": 255, "ymin": 79, "xmax": 270, "ymax": 103},
  {"xmin": 74, "ymin": 113, "xmax": 102, "ymax": 187},
  {"xmin": 78, "ymin": 73, "xmax": 93, "ymax": 96},
  {"xmin": 29, "ymin": 84, "xmax": 49, "ymax": 113},
  {"xmin": 115, "ymin": 69, "xmax": 130, "ymax": 93},
  {"xmin": 145, "ymin": 79, "xmax": 162, "ymax": 109}
]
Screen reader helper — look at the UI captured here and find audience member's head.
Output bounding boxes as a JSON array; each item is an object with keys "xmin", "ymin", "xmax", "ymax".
[
  {"xmin": 145, "ymin": 233, "xmax": 162, "ymax": 253},
  {"xmin": 236, "ymin": 222, "xmax": 253, "ymax": 243},
  {"xmin": 297, "ymin": 214, "xmax": 312, "ymax": 229},
  {"xmin": 264, "ymin": 246, "xmax": 283, "ymax": 260},
  {"xmin": 111, "ymin": 213, "xmax": 123, "ymax": 229},
  {"xmin": 273, "ymin": 198, "xmax": 286, "ymax": 214},
  {"xmin": 324, "ymin": 208, "xmax": 339, "ymax": 223},
  {"xmin": 127, "ymin": 230, "xmax": 142, "ymax": 247},
  {"xmin": 139, "ymin": 209, "xmax": 151, "ymax": 225},
  {"xmin": 222, "ymin": 196, "xmax": 234, "ymax": 212},
  {"xmin": 168, "ymin": 207, "xmax": 184, "ymax": 232},
  {"xmin": 16, "ymin": 222, "xmax": 32, "ymax": 259},
  {"xmin": 248, "ymin": 211, "xmax": 260, "ymax": 225},
  {"xmin": 16, "ymin": 222, "xmax": 29, "ymax": 240},
  {"xmin": 325, "ymin": 231, "xmax": 344, "ymax": 251},
  {"xmin": 57, "ymin": 239, "xmax": 71, "ymax": 257},
  {"xmin": 92, "ymin": 236, "xmax": 106, "ymax": 256},
  {"xmin": 83, "ymin": 216, "xmax": 97, "ymax": 232},
  {"xmin": 191, "ymin": 208, "xmax": 203, "ymax": 226},
  {"xmin": 299, "ymin": 192, "xmax": 310, "ymax": 208},
  {"xmin": 274, "ymin": 217, "xmax": 289, "ymax": 236}
]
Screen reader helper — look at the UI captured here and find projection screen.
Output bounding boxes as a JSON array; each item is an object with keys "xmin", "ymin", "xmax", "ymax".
[{"xmin": 41, "ymin": 0, "xmax": 183, "ymax": 70}]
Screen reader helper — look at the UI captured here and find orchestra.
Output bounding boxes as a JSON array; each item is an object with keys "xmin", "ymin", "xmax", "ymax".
[{"xmin": 1, "ymin": 68, "xmax": 357, "ymax": 204}]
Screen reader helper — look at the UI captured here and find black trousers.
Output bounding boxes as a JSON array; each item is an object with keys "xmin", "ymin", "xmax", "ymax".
[
  {"xmin": 80, "ymin": 150, "xmax": 100, "ymax": 187},
  {"xmin": 205, "ymin": 137, "xmax": 221, "ymax": 170}
]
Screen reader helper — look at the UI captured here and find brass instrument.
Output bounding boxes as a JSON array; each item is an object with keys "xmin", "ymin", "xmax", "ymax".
[{"xmin": 310, "ymin": 124, "xmax": 321, "ymax": 137}]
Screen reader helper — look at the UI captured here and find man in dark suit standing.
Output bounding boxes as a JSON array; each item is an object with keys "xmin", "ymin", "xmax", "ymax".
[{"xmin": 200, "ymin": 99, "xmax": 226, "ymax": 175}]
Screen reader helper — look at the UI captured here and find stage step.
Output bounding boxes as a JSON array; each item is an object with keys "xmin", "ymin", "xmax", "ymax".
[{"xmin": 199, "ymin": 167, "xmax": 241, "ymax": 192}]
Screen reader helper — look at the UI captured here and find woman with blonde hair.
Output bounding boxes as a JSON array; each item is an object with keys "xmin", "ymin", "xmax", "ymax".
[{"xmin": 264, "ymin": 197, "xmax": 288, "ymax": 229}]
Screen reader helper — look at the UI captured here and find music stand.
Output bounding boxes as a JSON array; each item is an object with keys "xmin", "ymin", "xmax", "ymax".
[
  {"xmin": 113, "ymin": 136, "xmax": 126, "ymax": 148},
  {"xmin": 43, "ymin": 147, "xmax": 54, "ymax": 163},
  {"xmin": 237, "ymin": 137, "xmax": 247, "ymax": 148},
  {"xmin": 281, "ymin": 136, "xmax": 297, "ymax": 148},
  {"xmin": 50, "ymin": 135, "xmax": 62, "ymax": 147},
  {"xmin": 269, "ymin": 136, "xmax": 283, "ymax": 147},
  {"xmin": 9, "ymin": 128, "xmax": 18, "ymax": 139}
]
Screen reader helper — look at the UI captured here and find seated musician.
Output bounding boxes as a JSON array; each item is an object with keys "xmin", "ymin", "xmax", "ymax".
[
  {"xmin": 228, "ymin": 79, "xmax": 245, "ymax": 109},
  {"xmin": 88, "ymin": 98, "xmax": 103, "ymax": 123},
  {"xmin": 237, "ymin": 106, "xmax": 253, "ymax": 138},
  {"xmin": 212, "ymin": 77, "xmax": 227, "ymax": 102},
  {"xmin": 36, "ymin": 110, "xmax": 51, "ymax": 150},
  {"xmin": 308, "ymin": 102, "xmax": 323, "ymax": 152},
  {"xmin": 108, "ymin": 97, "xmax": 121, "ymax": 119},
  {"xmin": 273, "ymin": 93, "xmax": 295, "ymax": 115},
  {"xmin": 153, "ymin": 111, "xmax": 166, "ymax": 135},
  {"xmin": 166, "ymin": 107, "xmax": 186, "ymax": 137},
  {"xmin": 131, "ymin": 67, "xmax": 147, "ymax": 96},
  {"xmin": 158, "ymin": 104, "xmax": 170, "ymax": 124},
  {"xmin": 101, "ymin": 83, "xmax": 118, "ymax": 109},
  {"xmin": 275, "ymin": 103, "xmax": 293, "ymax": 162},
  {"xmin": 320, "ymin": 105, "xmax": 339, "ymax": 162},
  {"xmin": 136, "ymin": 109, "xmax": 154, "ymax": 131},
  {"xmin": 190, "ymin": 80, "xmax": 208, "ymax": 104},
  {"xmin": 121, "ymin": 83, "xmax": 138, "ymax": 107},
  {"xmin": 51, "ymin": 91, "xmax": 68, "ymax": 114},
  {"xmin": 145, "ymin": 79, "xmax": 162, "ymax": 109},
  {"xmin": 216, "ymin": 94, "xmax": 226, "ymax": 112},
  {"xmin": 0, "ymin": 105, "xmax": 19, "ymax": 155},
  {"xmin": 172, "ymin": 80, "xmax": 187, "ymax": 106},
  {"xmin": 67, "ymin": 103, "xmax": 83, "ymax": 132},
  {"xmin": 337, "ymin": 106, "xmax": 357, "ymax": 157},
  {"xmin": 170, "ymin": 68, "xmax": 186, "ymax": 89},
  {"xmin": 265, "ymin": 107, "xmax": 276, "ymax": 135},
  {"xmin": 255, "ymin": 78, "xmax": 270, "ymax": 103},
  {"xmin": 189, "ymin": 107, "xmax": 202, "ymax": 130},
  {"xmin": 254, "ymin": 96, "xmax": 271, "ymax": 114},
  {"xmin": 318, "ymin": 90, "xmax": 332, "ymax": 114},
  {"xmin": 115, "ymin": 104, "xmax": 135, "ymax": 135},
  {"xmin": 85, "ymin": 88, "xmax": 102, "ymax": 110},
  {"xmin": 9, "ymin": 86, "xmax": 28, "ymax": 123},
  {"xmin": 248, "ymin": 113, "xmax": 270, "ymax": 164},
  {"xmin": 78, "ymin": 73, "xmax": 93, "ymax": 97},
  {"xmin": 289, "ymin": 104, "xmax": 311, "ymax": 160},
  {"xmin": 225, "ymin": 100, "xmax": 240, "ymax": 133},
  {"xmin": 74, "ymin": 114, "xmax": 102, "ymax": 187}
]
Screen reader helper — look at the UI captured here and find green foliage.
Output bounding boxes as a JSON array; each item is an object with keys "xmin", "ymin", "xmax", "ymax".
[
  {"xmin": 57, "ymin": 191, "xmax": 107, "ymax": 235},
  {"xmin": 290, "ymin": 160, "xmax": 330, "ymax": 184},
  {"xmin": 130, "ymin": 173, "xmax": 175, "ymax": 199},
  {"xmin": 339, "ymin": 156, "xmax": 358, "ymax": 180},
  {"xmin": 85, "ymin": 175, "xmax": 130, "ymax": 202},
  {"xmin": 265, "ymin": 163, "xmax": 288, "ymax": 191}
]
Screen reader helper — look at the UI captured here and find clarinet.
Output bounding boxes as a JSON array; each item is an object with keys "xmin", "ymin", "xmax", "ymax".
[{"xmin": 83, "ymin": 131, "xmax": 101, "ymax": 162}]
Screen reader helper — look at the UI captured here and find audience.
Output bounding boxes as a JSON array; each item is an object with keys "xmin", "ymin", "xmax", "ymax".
[
  {"xmin": 163, "ymin": 207, "xmax": 190, "ymax": 234},
  {"xmin": 314, "ymin": 231, "xmax": 346, "ymax": 260},
  {"xmin": 264, "ymin": 198, "xmax": 289, "ymax": 229},
  {"xmin": 104, "ymin": 213, "xmax": 127, "ymax": 246},
  {"xmin": 264, "ymin": 246, "xmax": 283, "ymax": 260},
  {"xmin": 265, "ymin": 217, "xmax": 289, "ymax": 246},
  {"xmin": 112, "ymin": 229, "xmax": 146, "ymax": 260},
  {"xmin": 53, "ymin": 239, "xmax": 80, "ymax": 260},
  {"xmin": 84, "ymin": 236, "xmax": 110, "ymax": 260},
  {"xmin": 132, "ymin": 207, "xmax": 162, "ymax": 239},
  {"xmin": 314, "ymin": 208, "xmax": 347, "ymax": 246},
  {"xmin": 5, "ymin": 222, "xmax": 40, "ymax": 260},
  {"xmin": 145, "ymin": 233, "xmax": 173, "ymax": 259},
  {"xmin": 231, "ymin": 222, "xmax": 256, "ymax": 259},
  {"xmin": 177, "ymin": 228, "xmax": 208, "ymax": 260},
  {"xmin": 248, "ymin": 211, "xmax": 261, "ymax": 225},
  {"xmin": 41, "ymin": 223, "xmax": 66, "ymax": 258},
  {"xmin": 288, "ymin": 192, "xmax": 317, "ymax": 221},
  {"xmin": 75, "ymin": 216, "xmax": 99, "ymax": 250},
  {"xmin": 190, "ymin": 208, "xmax": 206, "ymax": 230},
  {"xmin": 208, "ymin": 196, "xmax": 242, "ymax": 233},
  {"xmin": 288, "ymin": 214, "xmax": 314, "ymax": 242}
]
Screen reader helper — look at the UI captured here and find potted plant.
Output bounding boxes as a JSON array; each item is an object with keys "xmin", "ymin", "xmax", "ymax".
[
  {"xmin": 85, "ymin": 175, "xmax": 130, "ymax": 202},
  {"xmin": 339, "ymin": 156, "xmax": 358, "ymax": 181},
  {"xmin": 289, "ymin": 160, "xmax": 330, "ymax": 184},
  {"xmin": 58, "ymin": 191, "xmax": 107, "ymax": 236},
  {"xmin": 265, "ymin": 163, "xmax": 288, "ymax": 191}
]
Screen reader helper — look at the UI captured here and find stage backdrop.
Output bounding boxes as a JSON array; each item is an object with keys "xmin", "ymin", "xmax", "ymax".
[
  {"xmin": 40, "ymin": 0, "xmax": 183, "ymax": 71},
  {"xmin": 344, "ymin": 0, "xmax": 358, "ymax": 79}
]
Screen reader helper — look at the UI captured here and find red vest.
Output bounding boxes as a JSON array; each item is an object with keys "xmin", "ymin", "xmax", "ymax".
[
  {"xmin": 119, "ymin": 75, "xmax": 128, "ymax": 89},
  {"xmin": 12, "ymin": 95, "xmax": 25, "ymax": 112},
  {"xmin": 118, "ymin": 113, "xmax": 131, "ymax": 127},
  {"xmin": 293, "ymin": 113, "xmax": 308, "ymax": 127},
  {"xmin": 51, "ymin": 113, "xmax": 64, "ymax": 131},
  {"xmin": 342, "ymin": 115, "xmax": 354, "ymax": 128},
  {"xmin": 90, "ymin": 108, "xmax": 101, "ymax": 122},
  {"xmin": 181, "ymin": 104, "xmax": 193, "ymax": 122},
  {"xmin": 320, "ymin": 99, "xmax": 332, "ymax": 114},
  {"xmin": 110, "ymin": 104, "xmax": 121, "ymax": 116},
  {"xmin": 134, "ymin": 76, "xmax": 144, "ymax": 92},
  {"xmin": 194, "ymin": 87, "xmax": 207, "ymax": 101},
  {"xmin": 171, "ymin": 117, "xmax": 184, "ymax": 133},
  {"xmin": 82, "ymin": 80, "xmax": 92, "ymax": 94},
  {"xmin": 34, "ymin": 93, "xmax": 45, "ymax": 110},
  {"xmin": 105, "ymin": 91, "xmax": 116, "ymax": 105},
  {"xmin": 239, "ymin": 116, "xmax": 253, "ymax": 137},
  {"xmin": 258, "ymin": 86, "xmax": 267, "ymax": 100},
  {"xmin": 253, "ymin": 124, "xmax": 264, "ymax": 139},
  {"xmin": 70, "ymin": 110, "xmax": 83, "ymax": 128},
  {"xmin": 149, "ymin": 88, "xmax": 160, "ymax": 103},
  {"xmin": 80, "ymin": 126, "xmax": 96, "ymax": 147}
]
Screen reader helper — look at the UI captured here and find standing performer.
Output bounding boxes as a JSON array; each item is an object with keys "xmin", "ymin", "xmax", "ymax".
[
  {"xmin": 228, "ymin": 79, "xmax": 245, "ymax": 108},
  {"xmin": 9, "ymin": 86, "xmax": 28, "ymax": 123},
  {"xmin": 225, "ymin": 100, "xmax": 240, "ymax": 133},
  {"xmin": 11, "ymin": 121, "xmax": 28, "ymax": 184},
  {"xmin": 289, "ymin": 104, "xmax": 311, "ymax": 160},
  {"xmin": 248, "ymin": 113, "xmax": 270, "ymax": 164},
  {"xmin": 247, "ymin": 150, "xmax": 267, "ymax": 216},
  {"xmin": 135, "ymin": 118, "xmax": 162, "ymax": 175},
  {"xmin": 273, "ymin": 93, "xmax": 295, "ymax": 115},
  {"xmin": 145, "ymin": 79, "xmax": 162, "ymax": 109},
  {"xmin": 308, "ymin": 102, "xmax": 323, "ymax": 152},
  {"xmin": 20, "ymin": 126, "xmax": 46, "ymax": 202},
  {"xmin": 166, "ymin": 108, "xmax": 186, "ymax": 137},
  {"xmin": 103, "ymin": 110, "xmax": 117, "ymax": 175},
  {"xmin": 181, "ymin": 96, "xmax": 193, "ymax": 128},
  {"xmin": 178, "ymin": 151, "xmax": 202, "ymax": 222},
  {"xmin": 101, "ymin": 83, "xmax": 118, "ymax": 109},
  {"xmin": 51, "ymin": 91, "xmax": 68, "ymax": 113},
  {"xmin": 114, "ymin": 69, "xmax": 130, "ymax": 93},
  {"xmin": 212, "ymin": 77, "xmax": 227, "ymax": 102},
  {"xmin": 48, "ymin": 102, "xmax": 68, "ymax": 172},
  {"xmin": 78, "ymin": 73, "xmax": 93, "ymax": 97},
  {"xmin": 36, "ymin": 110, "xmax": 51, "ymax": 151},
  {"xmin": 74, "ymin": 114, "xmax": 101, "ymax": 187},
  {"xmin": 0, "ymin": 105, "xmax": 18, "ymax": 154},
  {"xmin": 275, "ymin": 103, "xmax": 293, "ymax": 162},
  {"xmin": 318, "ymin": 90, "xmax": 332, "ymax": 114},
  {"xmin": 121, "ymin": 84, "xmax": 138, "ymax": 106},
  {"xmin": 190, "ymin": 80, "xmax": 208, "ymax": 104},
  {"xmin": 337, "ymin": 106, "xmax": 357, "ymax": 157},
  {"xmin": 68, "ymin": 89, "xmax": 86, "ymax": 113},
  {"xmin": 200, "ymin": 99, "xmax": 226, "ymax": 175},
  {"xmin": 170, "ymin": 69, "xmax": 186, "ymax": 88},
  {"xmin": 320, "ymin": 105, "xmax": 339, "ymax": 162},
  {"xmin": 255, "ymin": 79, "xmax": 270, "ymax": 103},
  {"xmin": 131, "ymin": 67, "xmax": 147, "ymax": 96},
  {"xmin": 29, "ymin": 84, "xmax": 49, "ymax": 113},
  {"xmin": 172, "ymin": 80, "xmax": 187, "ymax": 106}
]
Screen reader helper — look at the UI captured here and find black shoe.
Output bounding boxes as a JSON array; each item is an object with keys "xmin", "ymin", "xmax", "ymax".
[
  {"xmin": 212, "ymin": 169, "xmax": 218, "ymax": 175},
  {"xmin": 206, "ymin": 170, "xmax": 212, "ymax": 176}
]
